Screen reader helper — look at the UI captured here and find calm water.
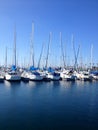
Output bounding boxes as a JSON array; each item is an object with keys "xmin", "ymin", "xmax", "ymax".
[{"xmin": 0, "ymin": 80, "xmax": 98, "ymax": 130}]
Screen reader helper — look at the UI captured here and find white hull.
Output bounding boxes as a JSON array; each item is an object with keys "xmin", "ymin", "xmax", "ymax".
[
  {"xmin": 28, "ymin": 71, "xmax": 43, "ymax": 81},
  {"xmin": 0, "ymin": 76, "xmax": 4, "ymax": 82},
  {"xmin": 21, "ymin": 71, "xmax": 29, "ymax": 81},
  {"xmin": 48, "ymin": 74, "xmax": 60, "ymax": 80},
  {"xmin": 60, "ymin": 71, "xmax": 76, "ymax": 81},
  {"xmin": 29, "ymin": 75, "xmax": 43, "ymax": 81},
  {"xmin": 76, "ymin": 73, "xmax": 92, "ymax": 81},
  {"xmin": 5, "ymin": 73, "xmax": 21, "ymax": 81},
  {"xmin": 45, "ymin": 72, "xmax": 60, "ymax": 81}
]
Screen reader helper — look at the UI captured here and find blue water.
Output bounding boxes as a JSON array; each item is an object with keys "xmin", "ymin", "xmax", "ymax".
[{"xmin": 0, "ymin": 80, "xmax": 98, "ymax": 130}]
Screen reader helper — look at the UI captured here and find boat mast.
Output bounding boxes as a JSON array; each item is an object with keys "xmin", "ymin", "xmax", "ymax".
[
  {"xmin": 30, "ymin": 22, "xmax": 34, "ymax": 67},
  {"xmin": 72, "ymin": 34, "xmax": 80, "ymax": 70},
  {"xmin": 60, "ymin": 32, "xmax": 66, "ymax": 68},
  {"xmin": 38, "ymin": 42, "xmax": 44, "ymax": 68},
  {"xmin": 13, "ymin": 26, "xmax": 16, "ymax": 66},
  {"xmin": 5, "ymin": 46, "xmax": 7, "ymax": 68},
  {"xmin": 45, "ymin": 32, "xmax": 51, "ymax": 69},
  {"xmin": 90, "ymin": 44, "xmax": 93, "ymax": 69},
  {"xmin": 79, "ymin": 45, "xmax": 83, "ymax": 70}
]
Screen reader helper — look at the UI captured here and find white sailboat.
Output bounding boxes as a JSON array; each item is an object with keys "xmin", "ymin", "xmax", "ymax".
[
  {"xmin": 27, "ymin": 22, "xmax": 43, "ymax": 81},
  {"xmin": 46, "ymin": 71, "xmax": 60, "ymax": 81},
  {"xmin": 0, "ymin": 71, "xmax": 4, "ymax": 82},
  {"xmin": 5, "ymin": 70, "xmax": 21, "ymax": 81},
  {"xmin": 28, "ymin": 70, "xmax": 43, "ymax": 81},
  {"xmin": 21, "ymin": 70, "xmax": 29, "ymax": 81},
  {"xmin": 74, "ymin": 71, "xmax": 92, "ymax": 81},
  {"xmin": 43, "ymin": 32, "xmax": 60, "ymax": 81},
  {"xmin": 60, "ymin": 69, "xmax": 76, "ymax": 81},
  {"xmin": 5, "ymin": 26, "xmax": 21, "ymax": 81}
]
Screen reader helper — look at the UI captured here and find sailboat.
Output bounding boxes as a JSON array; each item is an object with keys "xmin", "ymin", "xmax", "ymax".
[
  {"xmin": 21, "ymin": 69, "xmax": 30, "ymax": 81},
  {"xmin": 43, "ymin": 32, "xmax": 60, "ymax": 81},
  {"xmin": 0, "ymin": 47, "xmax": 6, "ymax": 82},
  {"xmin": 0, "ymin": 68, "xmax": 4, "ymax": 82},
  {"xmin": 25, "ymin": 22, "xmax": 43, "ymax": 81},
  {"xmin": 60, "ymin": 33, "xmax": 77, "ymax": 81},
  {"xmin": 5, "ymin": 26, "xmax": 21, "ymax": 81}
]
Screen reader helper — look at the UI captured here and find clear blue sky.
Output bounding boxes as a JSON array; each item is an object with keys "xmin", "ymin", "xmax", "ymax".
[{"xmin": 0, "ymin": 0, "xmax": 98, "ymax": 67}]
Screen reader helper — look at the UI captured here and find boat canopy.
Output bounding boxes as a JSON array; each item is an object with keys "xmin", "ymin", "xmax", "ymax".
[
  {"xmin": 11, "ymin": 65, "xmax": 16, "ymax": 71},
  {"xmin": 29, "ymin": 66, "xmax": 38, "ymax": 71},
  {"xmin": 47, "ymin": 67, "xmax": 55, "ymax": 73}
]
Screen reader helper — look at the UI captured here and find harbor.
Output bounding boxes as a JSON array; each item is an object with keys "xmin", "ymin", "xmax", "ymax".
[
  {"xmin": 0, "ymin": 22, "xmax": 98, "ymax": 83},
  {"xmin": 1, "ymin": 66, "xmax": 98, "ymax": 82},
  {"xmin": 0, "ymin": 0, "xmax": 98, "ymax": 129}
]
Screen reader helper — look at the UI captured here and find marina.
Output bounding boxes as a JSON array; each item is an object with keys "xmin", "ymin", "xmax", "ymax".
[
  {"xmin": 0, "ymin": 0, "xmax": 98, "ymax": 129},
  {"xmin": 0, "ymin": 22, "xmax": 98, "ymax": 83},
  {"xmin": 0, "ymin": 14, "xmax": 98, "ymax": 130},
  {"xmin": 0, "ymin": 66, "xmax": 98, "ymax": 82}
]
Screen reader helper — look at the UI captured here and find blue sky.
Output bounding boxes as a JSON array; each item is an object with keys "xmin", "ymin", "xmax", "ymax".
[{"xmin": 0, "ymin": 0, "xmax": 98, "ymax": 67}]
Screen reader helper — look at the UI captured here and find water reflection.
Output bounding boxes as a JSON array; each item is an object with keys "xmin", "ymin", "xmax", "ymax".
[
  {"xmin": 76, "ymin": 80, "xmax": 93, "ymax": 88},
  {"xmin": 4, "ymin": 80, "xmax": 21, "ymax": 88},
  {"xmin": 28, "ymin": 81, "xmax": 36, "ymax": 88},
  {"xmin": 59, "ymin": 80, "xmax": 75, "ymax": 88},
  {"xmin": 44, "ymin": 81, "xmax": 54, "ymax": 88},
  {"xmin": 28, "ymin": 81, "xmax": 40, "ymax": 88},
  {"xmin": 4, "ymin": 80, "xmax": 11, "ymax": 88},
  {"xmin": 51, "ymin": 81, "xmax": 60, "ymax": 86}
]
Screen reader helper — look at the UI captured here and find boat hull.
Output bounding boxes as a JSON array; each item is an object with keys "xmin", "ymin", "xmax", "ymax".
[{"xmin": 5, "ymin": 74, "xmax": 21, "ymax": 81}]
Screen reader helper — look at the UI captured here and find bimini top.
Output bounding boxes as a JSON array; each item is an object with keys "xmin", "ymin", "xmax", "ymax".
[{"xmin": 11, "ymin": 65, "xmax": 17, "ymax": 71}]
